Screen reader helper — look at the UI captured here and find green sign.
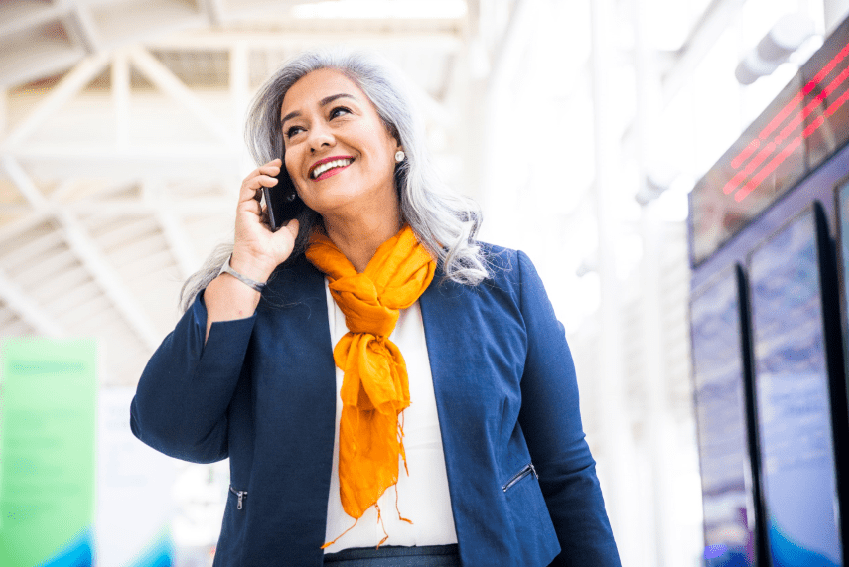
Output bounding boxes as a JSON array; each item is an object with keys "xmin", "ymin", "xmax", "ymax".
[{"xmin": 0, "ymin": 338, "xmax": 97, "ymax": 566}]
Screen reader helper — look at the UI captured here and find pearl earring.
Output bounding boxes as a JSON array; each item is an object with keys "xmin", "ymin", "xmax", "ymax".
[{"xmin": 394, "ymin": 150, "xmax": 405, "ymax": 163}]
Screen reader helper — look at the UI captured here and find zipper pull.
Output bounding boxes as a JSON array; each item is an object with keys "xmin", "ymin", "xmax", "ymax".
[
  {"xmin": 529, "ymin": 463, "xmax": 538, "ymax": 479},
  {"xmin": 230, "ymin": 486, "xmax": 248, "ymax": 510}
]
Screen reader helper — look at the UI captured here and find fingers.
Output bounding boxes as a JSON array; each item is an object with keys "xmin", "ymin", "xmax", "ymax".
[
  {"xmin": 255, "ymin": 158, "xmax": 283, "ymax": 181},
  {"xmin": 240, "ymin": 194, "xmax": 262, "ymax": 216},
  {"xmin": 267, "ymin": 218, "xmax": 300, "ymax": 261},
  {"xmin": 230, "ymin": 159, "xmax": 297, "ymax": 275},
  {"xmin": 282, "ymin": 218, "xmax": 300, "ymax": 241},
  {"xmin": 240, "ymin": 159, "xmax": 280, "ymax": 183},
  {"xmin": 239, "ymin": 159, "xmax": 283, "ymax": 203},
  {"xmin": 240, "ymin": 175, "xmax": 277, "ymax": 202}
]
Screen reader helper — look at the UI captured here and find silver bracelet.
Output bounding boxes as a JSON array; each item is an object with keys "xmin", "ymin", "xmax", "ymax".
[{"xmin": 218, "ymin": 255, "xmax": 266, "ymax": 292}]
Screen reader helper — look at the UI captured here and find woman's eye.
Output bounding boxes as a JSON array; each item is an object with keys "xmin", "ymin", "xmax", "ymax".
[
  {"xmin": 330, "ymin": 106, "xmax": 351, "ymax": 119},
  {"xmin": 285, "ymin": 126, "xmax": 304, "ymax": 138}
]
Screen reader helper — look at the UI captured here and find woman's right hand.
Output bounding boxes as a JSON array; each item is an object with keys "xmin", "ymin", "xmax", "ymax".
[
  {"xmin": 203, "ymin": 159, "xmax": 301, "ymax": 339},
  {"xmin": 230, "ymin": 158, "xmax": 301, "ymax": 283}
]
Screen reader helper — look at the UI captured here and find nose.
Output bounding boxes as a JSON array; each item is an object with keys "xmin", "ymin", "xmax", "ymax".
[{"xmin": 308, "ymin": 122, "xmax": 334, "ymax": 153}]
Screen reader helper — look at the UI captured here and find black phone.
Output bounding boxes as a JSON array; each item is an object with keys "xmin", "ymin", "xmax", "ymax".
[{"xmin": 262, "ymin": 166, "xmax": 304, "ymax": 231}]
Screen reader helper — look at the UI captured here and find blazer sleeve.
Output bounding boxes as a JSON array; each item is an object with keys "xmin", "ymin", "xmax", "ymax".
[
  {"xmin": 130, "ymin": 291, "xmax": 257, "ymax": 463},
  {"xmin": 515, "ymin": 250, "xmax": 622, "ymax": 567}
]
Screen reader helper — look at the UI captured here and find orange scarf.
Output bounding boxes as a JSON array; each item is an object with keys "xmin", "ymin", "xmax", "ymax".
[{"xmin": 305, "ymin": 224, "xmax": 436, "ymax": 545}]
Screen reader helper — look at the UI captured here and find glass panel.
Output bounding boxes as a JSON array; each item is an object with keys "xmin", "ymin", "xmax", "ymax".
[
  {"xmin": 691, "ymin": 269, "xmax": 757, "ymax": 566},
  {"xmin": 748, "ymin": 207, "xmax": 843, "ymax": 567},
  {"xmin": 838, "ymin": 181, "xmax": 849, "ymax": 376}
]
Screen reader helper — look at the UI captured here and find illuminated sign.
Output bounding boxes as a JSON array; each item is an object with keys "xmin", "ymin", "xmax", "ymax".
[{"xmin": 690, "ymin": 17, "xmax": 849, "ymax": 265}]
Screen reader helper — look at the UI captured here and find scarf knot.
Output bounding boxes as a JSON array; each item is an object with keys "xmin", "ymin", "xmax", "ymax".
[
  {"xmin": 305, "ymin": 224, "xmax": 436, "ymax": 527},
  {"xmin": 329, "ymin": 275, "xmax": 398, "ymax": 336}
]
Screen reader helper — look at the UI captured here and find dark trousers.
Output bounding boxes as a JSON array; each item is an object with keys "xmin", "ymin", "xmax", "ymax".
[{"xmin": 323, "ymin": 544, "xmax": 461, "ymax": 566}]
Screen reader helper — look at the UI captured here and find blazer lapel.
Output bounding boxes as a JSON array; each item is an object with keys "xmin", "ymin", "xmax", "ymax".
[{"xmin": 418, "ymin": 267, "xmax": 522, "ymax": 565}]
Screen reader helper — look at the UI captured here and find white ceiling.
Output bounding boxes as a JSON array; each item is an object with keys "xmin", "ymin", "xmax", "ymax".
[{"xmin": 1, "ymin": 0, "xmax": 487, "ymax": 385}]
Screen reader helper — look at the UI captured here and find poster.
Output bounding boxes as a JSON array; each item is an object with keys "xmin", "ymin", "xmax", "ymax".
[{"xmin": 0, "ymin": 338, "xmax": 97, "ymax": 567}]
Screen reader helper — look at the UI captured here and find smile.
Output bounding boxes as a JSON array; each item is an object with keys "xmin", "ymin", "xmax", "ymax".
[{"xmin": 310, "ymin": 157, "xmax": 354, "ymax": 180}]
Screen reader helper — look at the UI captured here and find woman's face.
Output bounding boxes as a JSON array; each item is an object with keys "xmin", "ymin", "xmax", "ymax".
[{"xmin": 280, "ymin": 68, "xmax": 401, "ymax": 218}]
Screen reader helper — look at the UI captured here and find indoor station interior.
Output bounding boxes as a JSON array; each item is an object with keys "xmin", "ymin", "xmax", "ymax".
[{"xmin": 2, "ymin": 0, "xmax": 849, "ymax": 565}]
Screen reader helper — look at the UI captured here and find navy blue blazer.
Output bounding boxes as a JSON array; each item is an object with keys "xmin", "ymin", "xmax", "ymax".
[{"xmin": 131, "ymin": 245, "xmax": 621, "ymax": 566}]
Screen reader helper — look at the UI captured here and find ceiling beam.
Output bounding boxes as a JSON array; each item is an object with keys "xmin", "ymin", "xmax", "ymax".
[
  {"xmin": 8, "ymin": 145, "xmax": 241, "ymax": 183},
  {"xmin": 71, "ymin": 198, "xmax": 233, "ymax": 216},
  {"xmin": 1, "ymin": 53, "xmax": 109, "ymax": 150},
  {"xmin": 155, "ymin": 208, "xmax": 200, "ymax": 280},
  {"xmin": 202, "ymin": 0, "xmax": 227, "ymax": 27},
  {"xmin": 143, "ymin": 179, "xmax": 201, "ymax": 279},
  {"xmin": 2, "ymin": 156, "xmax": 162, "ymax": 351},
  {"xmin": 12, "ymin": 145, "xmax": 236, "ymax": 160},
  {"xmin": 230, "ymin": 41, "xmax": 250, "ymax": 144},
  {"xmin": 59, "ymin": 211, "xmax": 162, "ymax": 352},
  {"xmin": 129, "ymin": 47, "xmax": 237, "ymax": 145},
  {"xmin": 2, "ymin": 155, "xmax": 47, "ymax": 209},
  {"xmin": 113, "ymin": 49, "xmax": 131, "ymax": 150},
  {"xmin": 0, "ymin": 4, "xmax": 62, "ymax": 38},
  {"xmin": 620, "ymin": 0, "xmax": 744, "ymax": 154},
  {"xmin": 147, "ymin": 31, "xmax": 463, "ymax": 52},
  {"xmin": 488, "ymin": 0, "xmax": 533, "ymax": 93},
  {"xmin": 0, "ymin": 268, "xmax": 64, "ymax": 337},
  {"xmin": 661, "ymin": 0, "xmax": 745, "ymax": 105},
  {"xmin": 0, "ymin": 212, "xmax": 51, "ymax": 244},
  {"xmin": 0, "ymin": 86, "xmax": 6, "ymax": 139},
  {"xmin": 50, "ymin": 179, "xmax": 83, "ymax": 203},
  {"xmin": 63, "ymin": 6, "xmax": 103, "ymax": 54}
]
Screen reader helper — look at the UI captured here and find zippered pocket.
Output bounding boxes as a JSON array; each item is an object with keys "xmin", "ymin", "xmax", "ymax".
[
  {"xmin": 229, "ymin": 486, "xmax": 248, "ymax": 510},
  {"xmin": 502, "ymin": 462, "xmax": 538, "ymax": 492}
]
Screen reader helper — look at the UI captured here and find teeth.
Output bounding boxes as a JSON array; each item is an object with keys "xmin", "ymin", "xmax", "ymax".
[{"xmin": 312, "ymin": 158, "xmax": 353, "ymax": 179}]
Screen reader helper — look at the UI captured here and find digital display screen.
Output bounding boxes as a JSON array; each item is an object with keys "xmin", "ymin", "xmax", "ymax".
[
  {"xmin": 838, "ymin": 181, "xmax": 849, "ymax": 373},
  {"xmin": 748, "ymin": 206, "xmax": 843, "ymax": 567},
  {"xmin": 690, "ymin": 76, "xmax": 805, "ymax": 265},
  {"xmin": 690, "ymin": 269, "xmax": 756, "ymax": 566},
  {"xmin": 690, "ymin": 19, "xmax": 849, "ymax": 265}
]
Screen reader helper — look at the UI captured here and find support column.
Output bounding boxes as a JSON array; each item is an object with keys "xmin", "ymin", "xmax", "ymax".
[
  {"xmin": 112, "ymin": 50, "xmax": 130, "ymax": 152},
  {"xmin": 824, "ymin": 0, "xmax": 849, "ymax": 33},
  {"xmin": 230, "ymin": 41, "xmax": 254, "ymax": 185},
  {"xmin": 640, "ymin": 203, "xmax": 680, "ymax": 567},
  {"xmin": 0, "ymin": 87, "xmax": 6, "ymax": 141},
  {"xmin": 633, "ymin": 0, "xmax": 680, "ymax": 565},
  {"xmin": 590, "ymin": 0, "xmax": 645, "ymax": 563},
  {"xmin": 230, "ymin": 41, "xmax": 250, "ymax": 139},
  {"xmin": 478, "ymin": 0, "xmax": 534, "ymax": 245}
]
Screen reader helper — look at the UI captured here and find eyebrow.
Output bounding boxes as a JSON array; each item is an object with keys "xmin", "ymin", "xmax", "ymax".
[{"xmin": 280, "ymin": 93, "xmax": 357, "ymax": 127}]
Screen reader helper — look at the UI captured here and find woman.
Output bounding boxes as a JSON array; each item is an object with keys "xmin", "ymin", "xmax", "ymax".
[{"xmin": 131, "ymin": 51, "xmax": 621, "ymax": 567}]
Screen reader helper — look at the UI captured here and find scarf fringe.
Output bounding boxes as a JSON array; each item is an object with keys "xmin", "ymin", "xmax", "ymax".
[
  {"xmin": 321, "ymin": 517, "xmax": 359, "ymax": 549},
  {"xmin": 323, "ymin": 478, "xmax": 416, "ymax": 550},
  {"xmin": 395, "ymin": 484, "xmax": 413, "ymax": 525},
  {"xmin": 375, "ymin": 503, "xmax": 389, "ymax": 548}
]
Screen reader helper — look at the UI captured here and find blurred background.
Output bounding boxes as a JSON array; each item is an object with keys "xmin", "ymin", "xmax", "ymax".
[{"xmin": 1, "ymin": 0, "xmax": 848, "ymax": 565}]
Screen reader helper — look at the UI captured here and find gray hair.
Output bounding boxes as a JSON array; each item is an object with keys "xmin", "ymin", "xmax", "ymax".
[{"xmin": 181, "ymin": 50, "xmax": 488, "ymax": 312}]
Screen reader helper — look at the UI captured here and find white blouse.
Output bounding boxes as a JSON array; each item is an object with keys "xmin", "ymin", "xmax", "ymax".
[{"xmin": 322, "ymin": 279, "xmax": 459, "ymax": 553}]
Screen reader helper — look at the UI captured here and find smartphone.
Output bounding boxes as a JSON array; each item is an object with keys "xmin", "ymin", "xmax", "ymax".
[{"xmin": 262, "ymin": 166, "xmax": 304, "ymax": 231}]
